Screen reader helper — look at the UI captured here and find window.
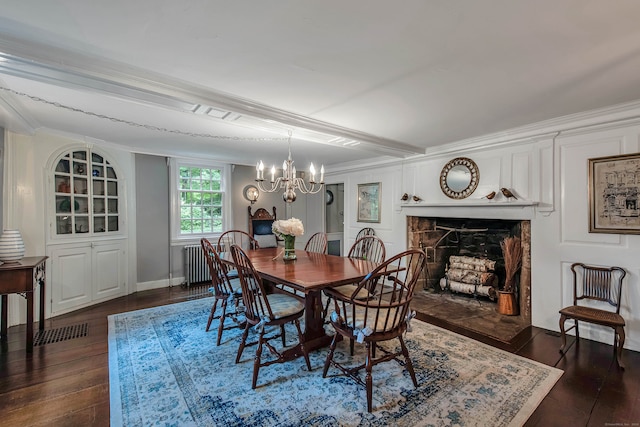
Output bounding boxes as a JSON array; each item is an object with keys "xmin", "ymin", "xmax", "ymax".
[{"xmin": 171, "ymin": 159, "xmax": 229, "ymax": 241}]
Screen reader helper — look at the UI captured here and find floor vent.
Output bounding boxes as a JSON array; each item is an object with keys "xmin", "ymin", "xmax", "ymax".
[{"xmin": 34, "ymin": 323, "xmax": 88, "ymax": 346}]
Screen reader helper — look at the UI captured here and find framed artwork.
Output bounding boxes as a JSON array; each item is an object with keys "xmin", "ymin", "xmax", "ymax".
[
  {"xmin": 589, "ymin": 152, "xmax": 640, "ymax": 234},
  {"xmin": 357, "ymin": 182, "xmax": 381, "ymax": 223}
]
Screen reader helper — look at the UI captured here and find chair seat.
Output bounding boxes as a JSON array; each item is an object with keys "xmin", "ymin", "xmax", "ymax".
[
  {"xmin": 333, "ymin": 306, "xmax": 403, "ymax": 335},
  {"xmin": 266, "ymin": 293, "xmax": 305, "ymax": 320},
  {"xmin": 330, "ymin": 284, "xmax": 371, "ymax": 300},
  {"xmin": 559, "ymin": 305, "xmax": 625, "ymax": 327}
]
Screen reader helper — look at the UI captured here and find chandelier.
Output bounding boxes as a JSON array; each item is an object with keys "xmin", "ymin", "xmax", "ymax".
[{"xmin": 255, "ymin": 131, "xmax": 324, "ymax": 203}]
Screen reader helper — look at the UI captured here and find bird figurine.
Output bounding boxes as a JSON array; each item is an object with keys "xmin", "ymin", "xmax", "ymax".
[
  {"xmin": 500, "ymin": 188, "xmax": 517, "ymax": 200},
  {"xmin": 412, "ymin": 195, "xmax": 422, "ymax": 202},
  {"xmin": 483, "ymin": 191, "xmax": 496, "ymax": 200},
  {"xmin": 401, "ymin": 193, "xmax": 409, "ymax": 201}
]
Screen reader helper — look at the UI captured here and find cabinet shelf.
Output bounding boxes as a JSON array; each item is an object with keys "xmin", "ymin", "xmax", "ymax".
[{"xmin": 52, "ymin": 149, "xmax": 120, "ymax": 237}]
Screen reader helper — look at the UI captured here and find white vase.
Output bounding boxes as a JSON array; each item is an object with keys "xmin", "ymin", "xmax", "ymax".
[{"xmin": 0, "ymin": 229, "xmax": 25, "ymax": 263}]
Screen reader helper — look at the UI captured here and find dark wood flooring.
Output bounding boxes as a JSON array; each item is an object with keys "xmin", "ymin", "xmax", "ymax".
[{"xmin": 0, "ymin": 285, "xmax": 638, "ymax": 426}]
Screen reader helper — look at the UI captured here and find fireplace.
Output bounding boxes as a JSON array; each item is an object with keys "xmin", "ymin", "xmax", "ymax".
[{"xmin": 408, "ymin": 216, "xmax": 531, "ymax": 344}]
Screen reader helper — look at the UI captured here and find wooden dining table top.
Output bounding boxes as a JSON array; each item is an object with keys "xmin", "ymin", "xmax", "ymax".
[{"xmin": 219, "ymin": 247, "xmax": 379, "ymax": 294}]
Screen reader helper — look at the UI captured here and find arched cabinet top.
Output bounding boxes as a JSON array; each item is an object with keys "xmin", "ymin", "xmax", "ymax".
[{"xmin": 50, "ymin": 147, "xmax": 123, "ymax": 239}]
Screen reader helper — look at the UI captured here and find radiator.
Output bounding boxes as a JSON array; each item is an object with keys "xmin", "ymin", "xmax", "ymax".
[{"xmin": 184, "ymin": 244, "xmax": 210, "ymax": 286}]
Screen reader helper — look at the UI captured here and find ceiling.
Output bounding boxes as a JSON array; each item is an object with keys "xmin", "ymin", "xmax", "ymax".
[{"xmin": 1, "ymin": 1, "xmax": 640, "ymax": 169}]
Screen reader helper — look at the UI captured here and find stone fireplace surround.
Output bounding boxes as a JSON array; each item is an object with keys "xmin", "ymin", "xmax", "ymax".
[{"xmin": 407, "ymin": 213, "xmax": 532, "ymax": 344}]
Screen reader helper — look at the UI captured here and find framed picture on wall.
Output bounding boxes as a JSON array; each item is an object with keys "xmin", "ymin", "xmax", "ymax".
[
  {"xmin": 357, "ymin": 182, "xmax": 381, "ymax": 223},
  {"xmin": 589, "ymin": 152, "xmax": 640, "ymax": 234}
]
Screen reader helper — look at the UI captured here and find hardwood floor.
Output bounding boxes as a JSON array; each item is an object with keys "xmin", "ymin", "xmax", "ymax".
[{"xmin": 0, "ymin": 285, "xmax": 638, "ymax": 426}]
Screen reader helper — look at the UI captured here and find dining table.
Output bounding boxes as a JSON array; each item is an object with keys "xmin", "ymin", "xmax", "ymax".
[{"xmin": 219, "ymin": 247, "xmax": 379, "ymax": 353}]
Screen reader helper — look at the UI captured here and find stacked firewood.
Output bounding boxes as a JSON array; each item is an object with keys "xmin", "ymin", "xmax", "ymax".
[{"xmin": 439, "ymin": 255, "xmax": 498, "ymax": 299}]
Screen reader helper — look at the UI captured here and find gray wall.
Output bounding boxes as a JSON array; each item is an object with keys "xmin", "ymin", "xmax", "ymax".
[
  {"xmin": 0, "ymin": 128, "xmax": 4, "ymax": 230},
  {"xmin": 231, "ymin": 165, "xmax": 285, "ymax": 230},
  {"xmin": 135, "ymin": 154, "xmax": 170, "ymax": 283},
  {"xmin": 134, "ymin": 159, "xmax": 287, "ymax": 286}
]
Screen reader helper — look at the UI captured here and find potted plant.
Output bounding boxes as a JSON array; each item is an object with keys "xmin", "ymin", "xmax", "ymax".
[{"xmin": 497, "ymin": 236, "xmax": 522, "ymax": 315}]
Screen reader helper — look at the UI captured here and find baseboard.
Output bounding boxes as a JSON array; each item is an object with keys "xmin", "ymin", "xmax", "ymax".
[{"xmin": 136, "ymin": 276, "xmax": 184, "ymax": 292}]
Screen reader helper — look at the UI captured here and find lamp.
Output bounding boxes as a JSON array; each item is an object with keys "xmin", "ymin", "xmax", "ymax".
[
  {"xmin": 243, "ymin": 185, "xmax": 260, "ymax": 204},
  {"xmin": 255, "ymin": 131, "xmax": 324, "ymax": 203}
]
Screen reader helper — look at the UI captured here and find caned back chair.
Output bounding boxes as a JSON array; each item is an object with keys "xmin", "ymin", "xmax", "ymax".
[
  {"xmin": 230, "ymin": 245, "xmax": 312, "ymax": 389},
  {"xmin": 200, "ymin": 238, "xmax": 243, "ymax": 346},
  {"xmin": 322, "ymin": 249, "xmax": 426, "ymax": 412},
  {"xmin": 304, "ymin": 232, "xmax": 328, "ymax": 254},
  {"xmin": 559, "ymin": 262, "xmax": 627, "ymax": 368}
]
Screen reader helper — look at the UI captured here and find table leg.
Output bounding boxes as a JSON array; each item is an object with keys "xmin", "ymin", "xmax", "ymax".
[
  {"xmin": 39, "ymin": 280, "xmax": 45, "ymax": 331},
  {"xmin": 26, "ymin": 291, "xmax": 33, "ymax": 352},
  {"xmin": 1, "ymin": 294, "xmax": 7, "ymax": 341}
]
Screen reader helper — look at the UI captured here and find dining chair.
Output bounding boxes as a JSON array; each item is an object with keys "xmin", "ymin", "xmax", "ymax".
[
  {"xmin": 218, "ymin": 230, "xmax": 259, "ymax": 279},
  {"xmin": 304, "ymin": 232, "xmax": 328, "ymax": 254},
  {"xmin": 355, "ymin": 227, "xmax": 376, "ymax": 241},
  {"xmin": 200, "ymin": 238, "xmax": 243, "ymax": 346},
  {"xmin": 322, "ymin": 236, "xmax": 386, "ymax": 321},
  {"xmin": 230, "ymin": 244, "xmax": 312, "ymax": 389},
  {"xmin": 322, "ymin": 249, "xmax": 426, "ymax": 412},
  {"xmin": 559, "ymin": 262, "xmax": 627, "ymax": 368},
  {"xmin": 217, "ymin": 230, "xmax": 259, "ymax": 252}
]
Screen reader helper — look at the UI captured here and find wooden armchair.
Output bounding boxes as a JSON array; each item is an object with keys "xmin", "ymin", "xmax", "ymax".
[
  {"xmin": 322, "ymin": 236, "xmax": 386, "ymax": 320},
  {"xmin": 200, "ymin": 238, "xmax": 243, "ymax": 346},
  {"xmin": 248, "ymin": 206, "xmax": 279, "ymax": 248},
  {"xmin": 322, "ymin": 249, "xmax": 426, "ymax": 412},
  {"xmin": 230, "ymin": 244, "xmax": 312, "ymax": 389},
  {"xmin": 559, "ymin": 262, "xmax": 627, "ymax": 368}
]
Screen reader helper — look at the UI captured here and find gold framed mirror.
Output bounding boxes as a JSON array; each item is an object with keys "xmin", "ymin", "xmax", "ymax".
[{"xmin": 439, "ymin": 157, "xmax": 479, "ymax": 199}]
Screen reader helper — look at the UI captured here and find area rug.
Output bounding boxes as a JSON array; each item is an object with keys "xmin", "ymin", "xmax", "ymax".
[{"xmin": 108, "ymin": 297, "xmax": 562, "ymax": 427}]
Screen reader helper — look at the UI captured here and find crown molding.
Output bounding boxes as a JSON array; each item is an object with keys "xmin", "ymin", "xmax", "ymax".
[{"xmin": 0, "ymin": 34, "xmax": 424, "ymax": 157}]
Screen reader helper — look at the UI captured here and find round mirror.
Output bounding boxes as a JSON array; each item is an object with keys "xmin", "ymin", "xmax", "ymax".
[
  {"xmin": 325, "ymin": 189, "xmax": 334, "ymax": 205},
  {"xmin": 439, "ymin": 157, "xmax": 479, "ymax": 199}
]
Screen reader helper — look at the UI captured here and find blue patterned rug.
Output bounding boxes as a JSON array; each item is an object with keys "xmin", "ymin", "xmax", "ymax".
[{"xmin": 108, "ymin": 298, "xmax": 562, "ymax": 426}]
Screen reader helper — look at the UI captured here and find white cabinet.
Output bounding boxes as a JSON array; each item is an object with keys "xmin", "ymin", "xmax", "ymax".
[
  {"xmin": 47, "ymin": 147, "xmax": 128, "ymax": 316},
  {"xmin": 48, "ymin": 240, "xmax": 127, "ymax": 315}
]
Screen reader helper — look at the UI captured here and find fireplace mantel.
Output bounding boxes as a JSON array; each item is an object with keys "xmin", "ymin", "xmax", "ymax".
[
  {"xmin": 399, "ymin": 200, "xmax": 538, "ymax": 220},
  {"xmin": 401, "ymin": 200, "xmax": 537, "ymax": 208}
]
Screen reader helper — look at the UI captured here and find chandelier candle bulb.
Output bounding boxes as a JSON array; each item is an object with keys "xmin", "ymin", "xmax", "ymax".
[
  {"xmin": 270, "ymin": 166, "xmax": 275, "ymax": 182},
  {"xmin": 320, "ymin": 165, "xmax": 324, "ymax": 183},
  {"xmin": 310, "ymin": 163, "xmax": 316, "ymax": 182}
]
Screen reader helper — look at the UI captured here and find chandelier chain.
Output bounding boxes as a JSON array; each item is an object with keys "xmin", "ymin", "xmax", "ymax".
[{"xmin": 0, "ymin": 86, "xmax": 288, "ymax": 142}]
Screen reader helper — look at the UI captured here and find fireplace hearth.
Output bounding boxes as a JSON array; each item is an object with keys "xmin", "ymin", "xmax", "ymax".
[{"xmin": 408, "ymin": 216, "xmax": 531, "ymax": 344}]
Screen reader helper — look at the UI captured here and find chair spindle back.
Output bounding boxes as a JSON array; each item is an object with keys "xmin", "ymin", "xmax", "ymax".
[
  {"xmin": 572, "ymin": 263, "xmax": 626, "ymax": 312},
  {"xmin": 348, "ymin": 235, "xmax": 386, "ymax": 264},
  {"xmin": 230, "ymin": 244, "xmax": 273, "ymax": 323}
]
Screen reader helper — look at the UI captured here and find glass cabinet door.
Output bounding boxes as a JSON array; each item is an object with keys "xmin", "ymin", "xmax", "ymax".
[{"xmin": 54, "ymin": 149, "xmax": 120, "ymax": 236}]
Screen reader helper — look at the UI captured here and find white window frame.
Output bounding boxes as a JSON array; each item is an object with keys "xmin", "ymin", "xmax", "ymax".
[{"xmin": 169, "ymin": 158, "xmax": 231, "ymax": 245}]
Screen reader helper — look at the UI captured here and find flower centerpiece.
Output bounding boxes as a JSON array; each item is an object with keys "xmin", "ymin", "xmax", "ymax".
[{"xmin": 272, "ymin": 217, "xmax": 304, "ymax": 261}]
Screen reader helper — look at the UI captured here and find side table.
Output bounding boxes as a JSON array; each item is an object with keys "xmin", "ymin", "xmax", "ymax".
[{"xmin": 0, "ymin": 256, "xmax": 48, "ymax": 352}]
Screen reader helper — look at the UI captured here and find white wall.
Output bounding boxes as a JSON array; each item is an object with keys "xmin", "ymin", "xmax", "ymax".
[{"xmin": 327, "ymin": 105, "xmax": 640, "ymax": 352}]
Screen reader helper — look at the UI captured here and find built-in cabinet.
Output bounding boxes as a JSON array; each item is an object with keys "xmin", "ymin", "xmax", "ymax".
[
  {"xmin": 48, "ymin": 240, "xmax": 126, "ymax": 314},
  {"xmin": 47, "ymin": 147, "xmax": 127, "ymax": 315}
]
